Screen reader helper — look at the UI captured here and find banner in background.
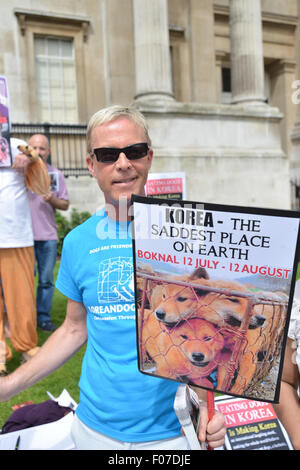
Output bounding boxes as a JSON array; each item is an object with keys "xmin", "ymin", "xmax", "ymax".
[{"xmin": 145, "ymin": 172, "xmax": 186, "ymax": 200}]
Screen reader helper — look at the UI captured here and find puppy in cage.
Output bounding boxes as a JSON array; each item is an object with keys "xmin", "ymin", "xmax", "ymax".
[
  {"xmin": 140, "ymin": 313, "xmax": 232, "ymax": 390},
  {"xmin": 136, "ymin": 266, "xmax": 288, "ymax": 399}
]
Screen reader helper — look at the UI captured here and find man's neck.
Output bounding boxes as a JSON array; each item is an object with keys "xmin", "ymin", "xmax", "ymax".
[{"xmin": 105, "ymin": 198, "xmax": 131, "ymax": 222}]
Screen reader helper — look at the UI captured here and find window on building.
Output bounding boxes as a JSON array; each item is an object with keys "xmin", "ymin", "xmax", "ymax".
[
  {"xmin": 34, "ymin": 36, "xmax": 78, "ymax": 122},
  {"xmin": 221, "ymin": 67, "xmax": 232, "ymax": 103},
  {"xmin": 222, "ymin": 67, "xmax": 231, "ymax": 92}
]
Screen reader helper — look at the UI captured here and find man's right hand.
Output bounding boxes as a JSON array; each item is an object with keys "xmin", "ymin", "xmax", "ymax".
[{"xmin": 12, "ymin": 153, "xmax": 32, "ymax": 174}]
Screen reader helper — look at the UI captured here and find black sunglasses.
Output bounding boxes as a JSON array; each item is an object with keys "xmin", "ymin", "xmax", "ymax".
[{"xmin": 93, "ymin": 142, "xmax": 149, "ymax": 163}]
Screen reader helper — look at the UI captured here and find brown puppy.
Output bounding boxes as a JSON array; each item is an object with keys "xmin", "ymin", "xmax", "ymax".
[
  {"xmin": 199, "ymin": 282, "xmax": 286, "ymax": 394},
  {"xmin": 150, "ymin": 268, "xmax": 210, "ymax": 326},
  {"xmin": 141, "ymin": 314, "xmax": 229, "ymax": 390},
  {"xmin": 152, "ymin": 276, "xmax": 265, "ymax": 329},
  {"xmin": 150, "ymin": 275, "xmax": 275, "ymax": 393}
]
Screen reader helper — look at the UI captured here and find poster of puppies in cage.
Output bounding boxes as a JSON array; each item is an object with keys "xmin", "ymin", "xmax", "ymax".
[{"xmin": 131, "ymin": 195, "xmax": 300, "ymax": 403}]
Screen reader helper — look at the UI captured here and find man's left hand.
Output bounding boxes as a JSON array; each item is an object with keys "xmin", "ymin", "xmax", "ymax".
[{"xmin": 198, "ymin": 402, "xmax": 226, "ymax": 449}]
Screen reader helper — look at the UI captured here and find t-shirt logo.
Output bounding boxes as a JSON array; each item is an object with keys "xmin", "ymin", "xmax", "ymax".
[{"xmin": 97, "ymin": 257, "xmax": 134, "ymax": 303}]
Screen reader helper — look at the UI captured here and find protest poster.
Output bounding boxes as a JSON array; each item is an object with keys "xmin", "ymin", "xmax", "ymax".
[
  {"xmin": 215, "ymin": 395, "xmax": 294, "ymax": 450},
  {"xmin": 131, "ymin": 195, "xmax": 300, "ymax": 403},
  {"xmin": 0, "ymin": 76, "xmax": 12, "ymax": 167},
  {"xmin": 145, "ymin": 172, "xmax": 186, "ymax": 200}
]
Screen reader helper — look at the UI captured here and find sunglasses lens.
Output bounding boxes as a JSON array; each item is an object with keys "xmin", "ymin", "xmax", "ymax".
[
  {"xmin": 93, "ymin": 143, "xmax": 148, "ymax": 163},
  {"xmin": 94, "ymin": 149, "xmax": 119, "ymax": 163},
  {"xmin": 126, "ymin": 143, "xmax": 148, "ymax": 160}
]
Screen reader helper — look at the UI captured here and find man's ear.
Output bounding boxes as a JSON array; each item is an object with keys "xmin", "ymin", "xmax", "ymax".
[
  {"xmin": 86, "ymin": 154, "xmax": 95, "ymax": 177},
  {"xmin": 147, "ymin": 148, "xmax": 153, "ymax": 170}
]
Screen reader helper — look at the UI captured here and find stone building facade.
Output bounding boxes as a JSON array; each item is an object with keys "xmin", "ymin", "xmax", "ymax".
[{"xmin": 1, "ymin": 0, "xmax": 300, "ymax": 213}]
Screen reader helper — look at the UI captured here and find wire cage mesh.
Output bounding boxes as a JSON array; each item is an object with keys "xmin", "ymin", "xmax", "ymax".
[{"xmin": 136, "ymin": 269, "xmax": 288, "ymax": 400}]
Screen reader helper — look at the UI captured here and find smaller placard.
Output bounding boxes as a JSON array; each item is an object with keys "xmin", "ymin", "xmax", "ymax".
[
  {"xmin": 0, "ymin": 76, "xmax": 12, "ymax": 168},
  {"xmin": 145, "ymin": 172, "xmax": 186, "ymax": 200},
  {"xmin": 215, "ymin": 395, "xmax": 294, "ymax": 450}
]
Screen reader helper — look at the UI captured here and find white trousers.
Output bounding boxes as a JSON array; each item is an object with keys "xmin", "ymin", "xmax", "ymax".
[{"xmin": 71, "ymin": 414, "xmax": 191, "ymax": 450}]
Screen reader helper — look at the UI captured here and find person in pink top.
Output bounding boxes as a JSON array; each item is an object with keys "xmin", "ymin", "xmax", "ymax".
[{"xmin": 28, "ymin": 134, "xmax": 69, "ymax": 331}]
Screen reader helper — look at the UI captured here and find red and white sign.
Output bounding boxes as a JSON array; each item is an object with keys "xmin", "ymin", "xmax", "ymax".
[
  {"xmin": 215, "ymin": 396, "xmax": 293, "ymax": 450},
  {"xmin": 145, "ymin": 172, "xmax": 186, "ymax": 200}
]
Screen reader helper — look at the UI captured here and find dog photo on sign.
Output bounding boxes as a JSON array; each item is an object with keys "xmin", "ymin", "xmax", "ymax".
[{"xmin": 132, "ymin": 195, "xmax": 299, "ymax": 403}]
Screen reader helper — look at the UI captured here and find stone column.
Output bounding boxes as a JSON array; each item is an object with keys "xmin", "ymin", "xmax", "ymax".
[
  {"xmin": 189, "ymin": 0, "xmax": 218, "ymax": 103},
  {"xmin": 268, "ymin": 59, "xmax": 296, "ymax": 155},
  {"xmin": 229, "ymin": 0, "xmax": 265, "ymax": 105},
  {"xmin": 133, "ymin": 0, "xmax": 174, "ymax": 102}
]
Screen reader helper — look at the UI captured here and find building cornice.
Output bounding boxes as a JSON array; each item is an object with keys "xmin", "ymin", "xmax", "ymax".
[
  {"xmin": 14, "ymin": 8, "xmax": 91, "ymax": 41},
  {"xmin": 214, "ymin": 3, "xmax": 298, "ymax": 28}
]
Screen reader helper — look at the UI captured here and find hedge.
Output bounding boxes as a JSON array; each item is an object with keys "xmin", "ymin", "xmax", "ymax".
[{"xmin": 55, "ymin": 208, "xmax": 91, "ymax": 257}]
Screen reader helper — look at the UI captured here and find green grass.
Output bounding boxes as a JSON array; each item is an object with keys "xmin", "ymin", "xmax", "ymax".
[{"xmin": 0, "ymin": 262, "xmax": 85, "ymax": 428}]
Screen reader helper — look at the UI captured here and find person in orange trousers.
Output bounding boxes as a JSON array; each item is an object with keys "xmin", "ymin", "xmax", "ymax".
[
  {"xmin": 0, "ymin": 139, "xmax": 40, "ymax": 375},
  {"xmin": 0, "ymin": 247, "xmax": 38, "ymax": 368}
]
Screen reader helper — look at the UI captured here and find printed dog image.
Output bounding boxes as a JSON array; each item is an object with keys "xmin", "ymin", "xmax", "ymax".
[
  {"xmin": 149, "ymin": 267, "xmax": 210, "ymax": 325},
  {"xmin": 141, "ymin": 314, "xmax": 231, "ymax": 390},
  {"xmin": 243, "ymin": 290, "xmax": 288, "ymax": 389},
  {"xmin": 137, "ymin": 266, "xmax": 288, "ymax": 397},
  {"xmin": 151, "ymin": 272, "xmax": 265, "ymax": 331},
  {"xmin": 197, "ymin": 283, "xmax": 288, "ymax": 394}
]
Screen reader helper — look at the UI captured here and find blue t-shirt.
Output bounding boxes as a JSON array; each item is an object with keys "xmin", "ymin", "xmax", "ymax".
[{"xmin": 55, "ymin": 209, "xmax": 180, "ymax": 442}]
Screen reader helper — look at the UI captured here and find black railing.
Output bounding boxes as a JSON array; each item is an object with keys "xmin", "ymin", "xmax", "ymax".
[{"xmin": 11, "ymin": 123, "xmax": 89, "ymax": 177}]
